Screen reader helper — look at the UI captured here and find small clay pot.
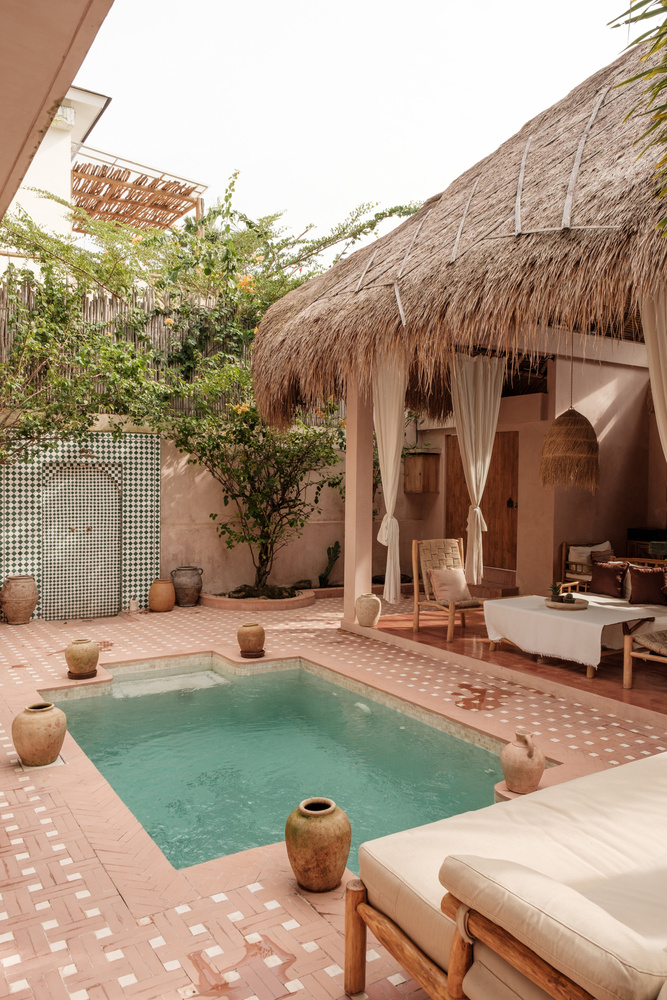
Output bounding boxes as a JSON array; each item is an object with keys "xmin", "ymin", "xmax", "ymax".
[
  {"xmin": 0, "ymin": 574, "xmax": 39, "ymax": 624},
  {"xmin": 65, "ymin": 638, "xmax": 99, "ymax": 680},
  {"xmin": 237, "ymin": 622, "xmax": 265, "ymax": 658},
  {"xmin": 355, "ymin": 593, "xmax": 381, "ymax": 627},
  {"xmin": 171, "ymin": 566, "xmax": 204, "ymax": 606},
  {"xmin": 12, "ymin": 703, "xmax": 67, "ymax": 766},
  {"xmin": 148, "ymin": 578, "xmax": 175, "ymax": 612},
  {"xmin": 500, "ymin": 730, "xmax": 546, "ymax": 794},
  {"xmin": 285, "ymin": 797, "xmax": 351, "ymax": 892}
]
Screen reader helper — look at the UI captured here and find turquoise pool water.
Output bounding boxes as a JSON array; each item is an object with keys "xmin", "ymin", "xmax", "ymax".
[{"xmin": 59, "ymin": 667, "xmax": 503, "ymax": 871}]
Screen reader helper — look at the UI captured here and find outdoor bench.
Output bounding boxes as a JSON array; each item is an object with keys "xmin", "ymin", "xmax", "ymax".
[{"xmin": 345, "ymin": 752, "xmax": 667, "ymax": 1000}]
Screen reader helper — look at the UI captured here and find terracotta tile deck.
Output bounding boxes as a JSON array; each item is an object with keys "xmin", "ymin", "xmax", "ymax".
[{"xmin": 0, "ymin": 595, "xmax": 666, "ymax": 999}]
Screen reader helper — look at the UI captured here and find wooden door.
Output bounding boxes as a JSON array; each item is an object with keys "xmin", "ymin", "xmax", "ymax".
[{"xmin": 445, "ymin": 431, "xmax": 518, "ymax": 570}]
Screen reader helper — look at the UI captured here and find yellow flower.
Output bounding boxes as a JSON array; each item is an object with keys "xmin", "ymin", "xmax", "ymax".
[
  {"xmin": 131, "ymin": 234, "xmax": 143, "ymax": 245},
  {"xmin": 164, "ymin": 318, "xmax": 175, "ymax": 326}
]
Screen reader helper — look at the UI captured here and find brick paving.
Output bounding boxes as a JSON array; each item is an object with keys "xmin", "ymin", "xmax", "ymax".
[{"xmin": 0, "ymin": 596, "xmax": 665, "ymax": 998}]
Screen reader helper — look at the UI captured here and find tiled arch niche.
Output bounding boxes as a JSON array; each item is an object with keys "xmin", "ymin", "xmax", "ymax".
[{"xmin": 0, "ymin": 432, "xmax": 160, "ymax": 619}]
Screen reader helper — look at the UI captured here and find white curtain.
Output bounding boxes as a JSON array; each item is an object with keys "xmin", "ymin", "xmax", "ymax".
[
  {"xmin": 451, "ymin": 354, "xmax": 505, "ymax": 585},
  {"xmin": 373, "ymin": 356, "xmax": 408, "ymax": 604},
  {"xmin": 640, "ymin": 290, "xmax": 667, "ymax": 463}
]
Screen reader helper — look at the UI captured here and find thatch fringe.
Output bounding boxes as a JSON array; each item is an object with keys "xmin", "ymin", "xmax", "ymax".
[
  {"xmin": 539, "ymin": 408, "xmax": 599, "ymax": 494},
  {"xmin": 253, "ymin": 45, "xmax": 664, "ymax": 425}
]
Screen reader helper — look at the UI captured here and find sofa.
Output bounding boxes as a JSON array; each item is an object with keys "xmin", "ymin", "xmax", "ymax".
[{"xmin": 345, "ymin": 752, "xmax": 667, "ymax": 1000}]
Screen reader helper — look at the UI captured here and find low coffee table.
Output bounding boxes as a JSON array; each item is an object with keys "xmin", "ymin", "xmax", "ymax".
[{"xmin": 484, "ymin": 595, "xmax": 654, "ymax": 678}]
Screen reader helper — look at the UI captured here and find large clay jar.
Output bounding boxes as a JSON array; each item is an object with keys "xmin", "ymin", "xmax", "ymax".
[
  {"xmin": 148, "ymin": 578, "xmax": 175, "ymax": 612},
  {"xmin": 500, "ymin": 730, "xmax": 546, "ymax": 794},
  {"xmin": 12, "ymin": 703, "xmax": 67, "ymax": 767},
  {"xmin": 0, "ymin": 574, "xmax": 39, "ymax": 624},
  {"xmin": 285, "ymin": 797, "xmax": 351, "ymax": 892},
  {"xmin": 65, "ymin": 638, "xmax": 99, "ymax": 680},
  {"xmin": 237, "ymin": 622, "xmax": 265, "ymax": 658},
  {"xmin": 170, "ymin": 566, "xmax": 204, "ymax": 607},
  {"xmin": 355, "ymin": 593, "xmax": 382, "ymax": 628}
]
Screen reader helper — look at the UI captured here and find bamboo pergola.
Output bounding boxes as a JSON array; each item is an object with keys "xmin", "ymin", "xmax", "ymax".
[{"xmin": 71, "ymin": 147, "xmax": 206, "ymax": 231}]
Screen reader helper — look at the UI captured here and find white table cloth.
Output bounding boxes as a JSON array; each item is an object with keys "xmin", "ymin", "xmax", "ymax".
[{"xmin": 484, "ymin": 594, "xmax": 659, "ymax": 668}]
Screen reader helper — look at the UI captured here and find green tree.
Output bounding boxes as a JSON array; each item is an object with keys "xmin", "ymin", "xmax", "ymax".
[
  {"xmin": 162, "ymin": 358, "xmax": 345, "ymax": 591},
  {"xmin": 0, "ymin": 266, "xmax": 169, "ymax": 466},
  {"xmin": 612, "ymin": 2, "xmax": 667, "ymax": 221}
]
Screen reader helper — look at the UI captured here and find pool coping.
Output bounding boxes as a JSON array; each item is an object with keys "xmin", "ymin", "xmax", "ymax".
[{"xmin": 29, "ymin": 636, "xmax": 605, "ymax": 920}]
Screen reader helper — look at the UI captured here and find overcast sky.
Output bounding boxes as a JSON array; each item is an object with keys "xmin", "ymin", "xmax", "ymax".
[{"xmin": 75, "ymin": 1, "xmax": 633, "ymax": 237}]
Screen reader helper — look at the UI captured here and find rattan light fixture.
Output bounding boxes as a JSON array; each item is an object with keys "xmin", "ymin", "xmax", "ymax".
[
  {"xmin": 539, "ymin": 337, "xmax": 600, "ymax": 494},
  {"xmin": 539, "ymin": 407, "xmax": 599, "ymax": 494}
]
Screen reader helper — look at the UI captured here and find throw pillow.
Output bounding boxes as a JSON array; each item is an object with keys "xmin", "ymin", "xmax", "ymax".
[
  {"xmin": 568, "ymin": 541, "xmax": 612, "ymax": 568},
  {"xmin": 627, "ymin": 565, "xmax": 667, "ymax": 606},
  {"xmin": 589, "ymin": 561, "xmax": 627, "ymax": 599},
  {"xmin": 429, "ymin": 567, "xmax": 471, "ymax": 604},
  {"xmin": 591, "ymin": 548, "xmax": 615, "ymax": 563}
]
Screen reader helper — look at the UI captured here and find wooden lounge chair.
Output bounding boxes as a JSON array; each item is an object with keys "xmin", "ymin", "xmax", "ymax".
[{"xmin": 412, "ymin": 538, "xmax": 482, "ymax": 641}]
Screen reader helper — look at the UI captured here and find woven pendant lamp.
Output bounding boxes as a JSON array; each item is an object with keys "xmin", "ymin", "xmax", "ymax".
[
  {"xmin": 539, "ymin": 336, "xmax": 599, "ymax": 494},
  {"xmin": 539, "ymin": 407, "xmax": 599, "ymax": 494}
]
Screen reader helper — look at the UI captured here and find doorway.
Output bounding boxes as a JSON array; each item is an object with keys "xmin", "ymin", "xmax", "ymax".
[
  {"xmin": 41, "ymin": 464, "xmax": 122, "ymax": 619},
  {"xmin": 445, "ymin": 431, "xmax": 519, "ymax": 571}
]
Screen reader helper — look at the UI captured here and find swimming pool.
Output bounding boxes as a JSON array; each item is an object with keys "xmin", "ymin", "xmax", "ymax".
[{"xmin": 57, "ymin": 663, "xmax": 504, "ymax": 872}]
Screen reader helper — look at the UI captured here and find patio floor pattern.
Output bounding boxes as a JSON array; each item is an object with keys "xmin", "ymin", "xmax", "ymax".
[{"xmin": 0, "ymin": 595, "xmax": 666, "ymax": 999}]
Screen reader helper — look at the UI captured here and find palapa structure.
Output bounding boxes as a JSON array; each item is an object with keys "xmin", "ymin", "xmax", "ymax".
[{"xmin": 253, "ymin": 44, "xmax": 664, "ymax": 424}]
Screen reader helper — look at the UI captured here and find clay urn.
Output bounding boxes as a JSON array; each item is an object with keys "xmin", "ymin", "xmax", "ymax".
[
  {"xmin": 500, "ymin": 730, "xmax": 546, "ymax": 794},
  {"xmin": 0, "ymin": 574, "xmax": 39, "ymax": 624},
  {"xmin": 285, "ymin": 797, "xmax": 351, "ymax": 892},
  {"xmin": 65, "ymin": 638, "xmax": 99, "ymax": 679},
  {"xmin": 148, "ymin": 578, "xmax": 176, "ymax": 612},
  {"xmin": 355, "ymin": 593, "xmax": 382, "ymax": 627},
  {"xmin": 12, "ymin": 703, "xmax": 67, "ymax": 767},
  {"xmin": 170, "ymin": 566, "xmax": 204, "ymax": 606},
  {"xmin": 237, "ymin": 622, "xmax": 265, "ymax": 658}
]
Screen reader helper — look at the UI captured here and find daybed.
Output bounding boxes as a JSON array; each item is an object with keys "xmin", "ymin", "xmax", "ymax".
[
  {"xmin": 558, "ymin": 547, "xmax": 667, "ymax": 687},
  {"xmin": 345, "ymin": 752, "xmax": 667, "ymax": 1000}
]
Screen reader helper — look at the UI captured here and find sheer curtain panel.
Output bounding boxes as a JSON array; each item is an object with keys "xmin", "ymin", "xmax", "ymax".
[
  {"xmin": 640, "ymin": 290, "xmax": 667, "ymax": 463},
  {"xmin": 451, "ymin": 354, "xmax": 505, "ymax": 584},
  {"xmin": 373, "ymin": 356, "xmax": 408, "ymax": 604}
]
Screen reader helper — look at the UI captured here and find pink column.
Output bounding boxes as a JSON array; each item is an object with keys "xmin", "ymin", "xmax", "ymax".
[{"xmin": 343, "ymin": 377, "xmax": 374, "ymax": 624}]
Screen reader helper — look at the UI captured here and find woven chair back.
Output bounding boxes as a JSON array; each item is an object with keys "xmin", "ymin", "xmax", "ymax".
[{"xmin": 419, "ymin": 539, "xmax": 463, "ymax": 602}]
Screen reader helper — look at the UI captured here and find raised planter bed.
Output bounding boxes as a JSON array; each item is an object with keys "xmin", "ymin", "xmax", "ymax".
[
  {"xmin": 313, "ymin": 583, "xmax": 415, "ymax": 600},
  {"xmin": 200, "ymin": 590, "xmax": 316, "ymax": 611}
]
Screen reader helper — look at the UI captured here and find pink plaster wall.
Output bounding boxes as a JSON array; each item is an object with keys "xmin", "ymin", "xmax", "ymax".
[{"xmin": 551, "ymin": 358, "xmax": 653, "ymax": 574}]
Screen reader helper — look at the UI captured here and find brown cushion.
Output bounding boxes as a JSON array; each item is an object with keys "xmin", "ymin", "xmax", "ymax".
[
  {"xmin": 429, "ymin": 567, "xmax": 471, "ymax": 603},
  {"xmin": 589, "ymin": 561, "xmax": 627, "ymax": 598},
  {"xmin": 591, "ymin": 548, "xmax": 614, "ymax": 563},
  {"xmin": 627, "ymin": 565, "xmax": 667, "ymax": 606}
]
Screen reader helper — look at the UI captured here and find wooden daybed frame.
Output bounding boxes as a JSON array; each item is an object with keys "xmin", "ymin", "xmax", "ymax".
[{"xmin": 344, "ymin": 879, "xmax": 595, "ymax": 1000}]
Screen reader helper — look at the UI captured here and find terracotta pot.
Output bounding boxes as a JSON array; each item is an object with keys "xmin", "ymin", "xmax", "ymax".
[
  {"xmin": 65, "ymin": 638, "xmax": 99, "ymax": 679},
  {"xmin": 237, "ymin": 622, "xmax": 265, "ymax": 658},
  {"xmin": 170, "ymin": 566, "xmax": 204, "ymax": 607},
  {"xmin": 12, "ymin": 702, "xmax": 67, "ymax": 767},
  {"xmin": 0, "ymin": 574, "xmax": 38, "ymax": 624},
  {"xmin": 285, "ymin": 797, "xmax": 351, "ymax": 892},
  {"xmin": 148, "ymin": 578, "xmax": 175, "ymax": 612},
  {"xmin": 500, "ymin": 730, "xmax": 546, "ymax": 794},
  {"xmin": 355, "ymin": 593, "xmax": 381, "ymax": 627}
]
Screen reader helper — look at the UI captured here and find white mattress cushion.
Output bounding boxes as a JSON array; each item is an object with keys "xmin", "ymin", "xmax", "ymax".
[
  {"xmin": 359, "ymin": 754, "xmax": 667, "ymax": 978},
  {"xmin": 440, "ymin": 855, "xmax": 667, "ymax": 1000}
]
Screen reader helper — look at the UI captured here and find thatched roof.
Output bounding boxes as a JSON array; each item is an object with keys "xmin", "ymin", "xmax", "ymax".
[{"xmin": 253, "ymin": 44, "xmax": 667, "ymax": 424}]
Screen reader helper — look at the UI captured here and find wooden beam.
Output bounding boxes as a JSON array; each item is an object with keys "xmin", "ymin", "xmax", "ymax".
[
  {"xmin": 344, "ymin": 880, "xmax": 368, "ymax": 995},
  {"xmin": 515, "ymin": 137, "xmax": 532, "ymax": 236},
  {"xmin": 441, "ymin": 894, "xmax": 596, "ymax": 1000},
  {"xmin": 72, "ymin": 168, "xmax": 199, "ymax": 203},
  {"xmin": 398, "ymin": 210, "xmax": 430, "ymax": 278},
  {"xmin": 450, "ymin": 179, "xmax": 479, "ymax": 264},
  {"xmin": 355, "ymin": 249, "xmax": 378, "ymax": 292},
  {"xmin": 394, "ymin": 282, "xmax": 407, "ymax": 327},
  {"xmin": 561, "ymin": 88, "xmax": 609, "ymax": 229},
  {"xmin": 357, "ymin": 901, "xmax": 456, "ymax": 1000}
]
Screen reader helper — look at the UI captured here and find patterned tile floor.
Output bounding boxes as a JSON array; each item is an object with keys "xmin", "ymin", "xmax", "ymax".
[{"xmin": 0, "ymin": 595, "xmax": 666, "ymax": 999}]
